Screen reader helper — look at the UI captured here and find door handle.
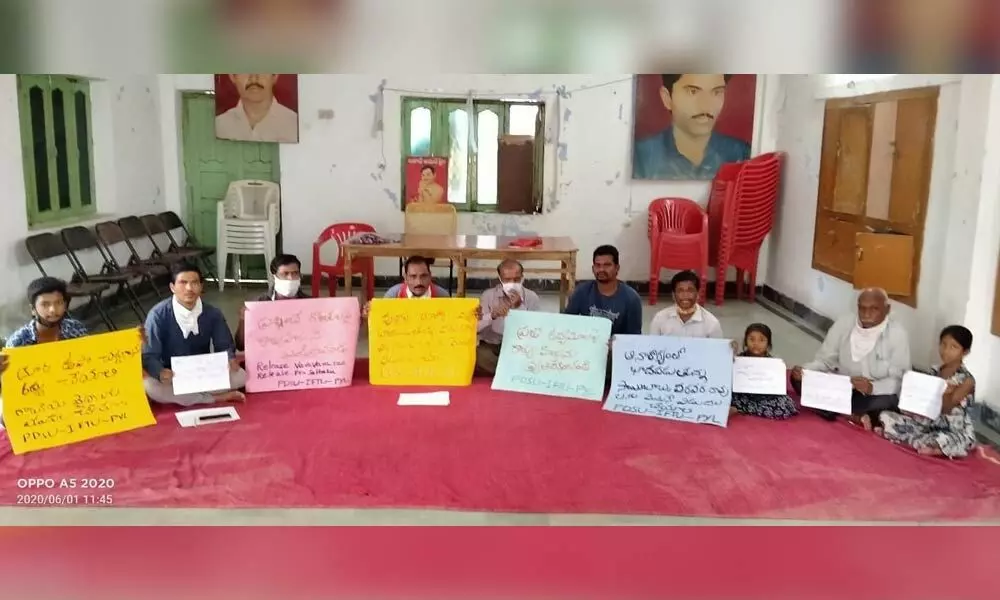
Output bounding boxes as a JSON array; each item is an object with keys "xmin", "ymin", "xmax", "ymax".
[{"xmin": 856, "ymin": 247, "xmax": 863, "ymax": 262}]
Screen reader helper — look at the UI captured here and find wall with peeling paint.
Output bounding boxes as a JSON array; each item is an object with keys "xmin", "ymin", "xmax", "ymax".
[
  {"xmin": 765, "ymin": 74, "xmax": 990, "ymax": 374},
  {"xmin": 159, "ymin": 74, "xmax": 779, "ymax": 284},
  {"xmin": 0, "ymin": 75, "xmax": 165, "ymax": 335}
]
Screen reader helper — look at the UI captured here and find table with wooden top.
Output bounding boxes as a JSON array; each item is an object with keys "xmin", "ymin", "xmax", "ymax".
[{"xmin": 341, "ymin": 234, "xmax": 579, "ymax": 308}]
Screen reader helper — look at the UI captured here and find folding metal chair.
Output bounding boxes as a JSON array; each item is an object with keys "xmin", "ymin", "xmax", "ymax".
[{"xmin": 24, "ymin": 233, "xmax": 116, "ymax": 330}]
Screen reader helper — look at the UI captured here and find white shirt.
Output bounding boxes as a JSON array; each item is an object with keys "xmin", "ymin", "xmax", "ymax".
[
  {"xmin": 215, "ymin": 100, "xmax": 299, "ymax": 143},
  {"xmin": 802, "ymin": 314, "xmax": 911, "ymax": 397},
  {"xmin": 648, "ymin": 305, "xmax": 724, "ymax": 338}
]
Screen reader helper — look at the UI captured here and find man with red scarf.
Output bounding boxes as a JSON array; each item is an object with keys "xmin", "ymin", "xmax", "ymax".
[
  {"xmin": 385, "ymin": 256, "xmax": 449, "ymax": 299},
  {"xmin": 362, "ymin": 255, "xmax": 451, "ymax": 318}
]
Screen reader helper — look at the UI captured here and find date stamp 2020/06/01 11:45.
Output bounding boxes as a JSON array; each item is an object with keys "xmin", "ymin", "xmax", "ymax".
[{"xmin": 14, "ymin": 477, "xmax": 115, "ymax": 506}]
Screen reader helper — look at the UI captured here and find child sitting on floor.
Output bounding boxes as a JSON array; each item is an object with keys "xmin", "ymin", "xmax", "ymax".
[
  {"xmin": 730, "ymin": 323, "xmax": 798, "ymax": 420},
  {"xmin": 879, "ymin": 325, "xmax": 977, "ymax": 459}
]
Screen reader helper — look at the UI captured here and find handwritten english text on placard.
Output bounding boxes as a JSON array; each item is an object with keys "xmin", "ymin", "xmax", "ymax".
[{"xmin": 244, "ymin": 297, "xmax": 361, "ymax": 393}]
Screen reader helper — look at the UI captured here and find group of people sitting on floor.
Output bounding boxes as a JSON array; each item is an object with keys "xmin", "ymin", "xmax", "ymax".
[{"xmin": 0, "ymin": 244, "xmax": 980, "ymax": 459}]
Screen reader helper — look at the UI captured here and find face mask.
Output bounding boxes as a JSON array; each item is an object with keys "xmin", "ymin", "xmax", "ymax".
[
  {"xmin": 273, "ymin": 278, "xmax": 301, "ymax": 298},
  {"xmin": 501, "ymin": 282, "xmax": 522, "ymax": 295}
]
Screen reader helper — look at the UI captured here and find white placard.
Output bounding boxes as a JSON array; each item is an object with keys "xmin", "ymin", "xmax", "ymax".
[
  {"xmin": 171, "ymin": 352, "xmax": 231, "ymax": 396},
  {"xmin": 397, "ymin": 392, "xmax": 451, "ymax": 406},
  {"xmin": 899, "ymin": 371, "xmax": 946, "ymax": 420},
  {"xmin": 733, "ymin": 357, "xmax": 788, "ymax": 395},
  {"xmin": 800, "ymin": 370, "xmax": 853, "ymax": 415},
  {"xmin": 175, "ymin": 406, "xmax": 240, "ymax": 427}
]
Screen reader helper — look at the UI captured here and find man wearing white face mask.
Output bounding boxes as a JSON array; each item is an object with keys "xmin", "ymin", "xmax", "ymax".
[
  {"xmin": 235, "ymin": 254, "xmax": 308, "ymax": 351},
  {"xmin": 475, "ymin": 259, "xmax": 541, "ymax": 375}
]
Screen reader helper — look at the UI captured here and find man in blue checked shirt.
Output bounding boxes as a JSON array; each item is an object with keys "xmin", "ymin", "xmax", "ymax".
[{"xmin": 1, "ymin": 277, "xmax": 92, "ymax": 428}]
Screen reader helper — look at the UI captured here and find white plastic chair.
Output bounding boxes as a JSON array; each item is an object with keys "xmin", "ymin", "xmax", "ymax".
[{"xmin": 216, "ymin": 180, "xmax": 281, "ymax": 291}]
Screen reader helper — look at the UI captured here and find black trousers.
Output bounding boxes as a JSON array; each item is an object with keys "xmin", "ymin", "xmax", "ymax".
[{"xmin": 791, "ymin": 378, "xmax": 898, "ymax": 423}]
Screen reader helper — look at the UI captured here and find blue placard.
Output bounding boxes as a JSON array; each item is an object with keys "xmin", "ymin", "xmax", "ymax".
[
  {"xmin": 491, "ymin": 311, "xmax": 612, "ymax": 401},
  {"xmin": 603, "ymin": 335, "xmax": 733, "ymax": 427}
]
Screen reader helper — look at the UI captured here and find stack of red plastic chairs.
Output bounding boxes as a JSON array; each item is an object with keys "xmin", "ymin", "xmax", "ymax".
[
  {"xmin": 708, "ymin": 152, "xmax": 784, "ymax": 305},
  {"xmin": 646, "ymin": 151, "xmax": 784, "ymax": 305}
]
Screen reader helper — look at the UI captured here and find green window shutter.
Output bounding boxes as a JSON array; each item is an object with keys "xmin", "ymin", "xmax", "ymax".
[
  {"xmin": 17, "ymin": 75, "xmax": 44, "ymax": 226},
  {"xmin": 17, "ymin": 74, "xmax": 96, "ymax": 228},
  {"xmin": 400, "ymin": 97, "xmax": 440, "ymax": 212},
  {"xmin": 399, "ymin": 96, "xmax": 544, "ymax": 214}
]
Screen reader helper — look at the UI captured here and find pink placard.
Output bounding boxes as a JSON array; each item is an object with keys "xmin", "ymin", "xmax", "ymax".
[{"xmin": 243, "ymin": 297, "xmax": 361, "ymax": 393}]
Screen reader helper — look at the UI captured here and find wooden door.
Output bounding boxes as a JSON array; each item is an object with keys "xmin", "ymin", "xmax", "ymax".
[
  {"xmin": 497, "ymin": 135, "xmax": 534, "ymax": 213},
  {"xmin": 812, "ymin": 87, "xmax": 936, "ymax": 305},
  {"xmin": 853, "ymin": 232, "xmax": 914, "ymax": 296},
  {"xmin": 181, "ymin": 93, "xmax": 280, "ymax": 280},
  {"xmin": 830, "ymin": 106, "xmax": 873, "ymax": 216}
]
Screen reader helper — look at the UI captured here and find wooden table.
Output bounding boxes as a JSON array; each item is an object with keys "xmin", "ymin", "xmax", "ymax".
[{"xmin": 342, "ymin": 234, "xmax": 579, "ymax": 308}]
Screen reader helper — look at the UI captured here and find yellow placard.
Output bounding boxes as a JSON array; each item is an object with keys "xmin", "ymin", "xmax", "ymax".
[
  {"xmin": 368, "ymin": 298, "xmax": 479, "ymax": 386},
  {"xmin": 1, "ymin": 329, "xmax": 155, "ymax": 455}
]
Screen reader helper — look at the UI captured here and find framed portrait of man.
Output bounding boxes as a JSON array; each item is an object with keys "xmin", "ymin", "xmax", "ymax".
[
  {"xmin": 632, "ymin": 74, "xmax": 756, "ymax": 181},
  {"xmin": 405, "ymin": 157, "xmax": 449, "ymax": 205},
  {"xmin": 214, "ymin": 74, "xmax": 300, "ymax": 143}
]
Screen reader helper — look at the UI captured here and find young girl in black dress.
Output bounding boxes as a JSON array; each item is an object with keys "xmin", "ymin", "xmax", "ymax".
[{"xmin": 730, "ymin": 323, "xmax": 798, "ymax": 420}]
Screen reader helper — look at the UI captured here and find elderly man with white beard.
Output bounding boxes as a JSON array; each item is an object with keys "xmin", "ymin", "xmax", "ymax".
[{"xmin": 791, "ymin": 288, "xmax": 912, "ymax": 431}]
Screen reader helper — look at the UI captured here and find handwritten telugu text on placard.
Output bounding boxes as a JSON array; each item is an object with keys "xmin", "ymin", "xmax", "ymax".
[
  {"xmin": 732, "ymin": 356, "xmax": 788, "ymax": 395},
  {"xmin": 604, "ymin": 335, "xmax": 733, "ymax": 427},
  {"xmin": 244, "ymin": 297, "xmax": 361, "ymax": 393},
  {"xmin": 491, "ymin": 311, "xmax": 612, "ymax": 401},
  {"xmin": 368, "ymin": 298, "xmax": 479, "ymax": 386},
  {"xmin": 1, "ymin": 330, "xmax": 155, "ymax": 455},
  {"xmin": 171, "ymin": 351, "xmax": 231, "ymax": 395},
  {"xmin": 800, "ymin": 370, "xmax": 853, "ymax": 415},
  {"xmin": 899, "ymin": 370, "xmax": 947, "ymax": 420}
]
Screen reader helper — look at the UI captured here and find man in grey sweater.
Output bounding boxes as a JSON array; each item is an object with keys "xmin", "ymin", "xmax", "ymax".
[{"xmin": 791, "ymin": 288, "xmax": 911, "ymax": 429}]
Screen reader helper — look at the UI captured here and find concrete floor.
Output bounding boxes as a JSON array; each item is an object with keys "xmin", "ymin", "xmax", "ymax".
[{"xmin": 9, "ymin": 283, "xmax": 987, "ymax": 526}]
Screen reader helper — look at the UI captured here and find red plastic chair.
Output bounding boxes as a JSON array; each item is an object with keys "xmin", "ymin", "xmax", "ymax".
[
  {"xmin": 706, "ymin": 161, "xmax": 746, "ymax": 272},
  {"xmin": 714, "ymin": 152, "xmax": 784, "ymax": 306},
  {"xmin": 647, "ymin": 198, "xmax": 709, "ymax": 305},
  {"xmin": 311, "ymin": 223, "xmax": 376, "ymax": 300}
]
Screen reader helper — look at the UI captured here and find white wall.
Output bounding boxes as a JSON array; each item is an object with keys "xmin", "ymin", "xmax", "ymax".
[
  {"xmin": 961, "ymin": 76, "xmax": 1000, "ymax": 410},
  {"xmin": 0, "ymin": 75, "xmax": 165, "ymax": 335},
  {"xmin": 766, "ymin": 74, "xmax": 971, "ymax": 368},
  {"xmin": 766, "ymin": 74, "xmax": 1000, "ymax": 409},
  {"xmin": 158, "ymin": 74, "xmax": 780, "ymax": 282}
]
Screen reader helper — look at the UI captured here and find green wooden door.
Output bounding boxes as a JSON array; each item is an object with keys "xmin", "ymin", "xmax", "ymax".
[{"xmin": 181, "ymin": 93, "xmax": 280, "ymax": 280}]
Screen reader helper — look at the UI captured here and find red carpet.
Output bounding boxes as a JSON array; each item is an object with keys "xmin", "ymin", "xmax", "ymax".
[{"xmin": 2, "ymin": 360, "xmax": 1000, "ymax": 520}]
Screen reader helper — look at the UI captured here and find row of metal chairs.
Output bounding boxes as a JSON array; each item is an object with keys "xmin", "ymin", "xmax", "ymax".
[{"xmin": 25, "ymin": 212, "xmax": 216, "ymax": 331}]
